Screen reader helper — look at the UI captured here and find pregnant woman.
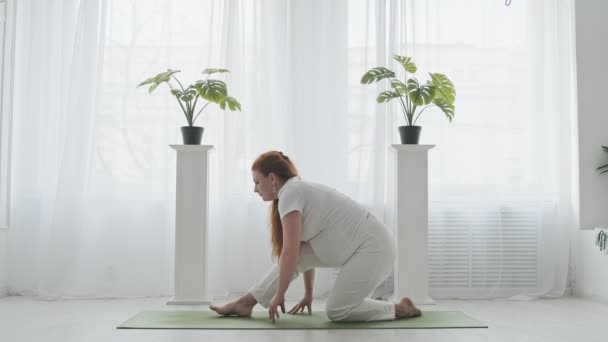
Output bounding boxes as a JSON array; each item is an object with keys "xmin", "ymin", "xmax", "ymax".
[{"xmin": 210, "ymin": 151, "xmax": 421, "ymax": 322}]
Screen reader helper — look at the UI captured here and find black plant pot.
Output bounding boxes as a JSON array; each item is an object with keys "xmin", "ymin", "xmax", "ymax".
[
  {"xmin": 181, "ymin": 126, "xmax": 204, "ymax": 145},
  {"xmin": 398, "ymin": 125, "xmax": 421, "ymax": 144}
]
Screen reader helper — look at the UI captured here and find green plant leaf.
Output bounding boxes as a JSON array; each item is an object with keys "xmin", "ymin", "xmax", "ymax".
[
  {"xmin": 430, "ymin": 73, "xmax": 456, "ymax": 104},
  {"xmin": 137, "ymin": 76, "xmax": 157, "ymax": 87},
  {"xmin": 137, "ymin": 69, "xmax": 181, "ymax": 93},
  {"xmin": 194, "ymin": 79, "xmax": 228, "ymax": 103},
  {"xmin": 600, "ymin": 146, "xmax": 608, "ymax": 175},
  {"xmin": 599, "ymin": 161, "xmax": 608, "ymax": 176},
  {"xmin": 406, "ymin": 79, "xmax": 436, "ymax": 106},
  {"xmin": 390, "ymin": 79, "xmax": 407, "ymax": 94},
  {"xmin": 433, "ymin": 98, "xmax": 455, "ymax": 122},
  {"xmin": 148, "ymin": 82, "xmax": 161, "ymax": 93},
  {"xmin": 170, "ymin": 89, "xmax": 182, "ymax": 97},
  {"xmin": 393, "ymin": 55, "xmax": 417, "ymax": 73},
  {"xmin": 361, "ymin": 67, "xmax": 396, "ymax": 84},
  {"xmin": 180, "ymin": 94, "xmax": 195, "ymax": 102},
  {"xmin": 376, "ymin": 90, "xmax": 401, "ymax": 103},
  {"xmin": 202, "ymin": 68, "xmax": 230, "ymax": 75},
  {"xmin": 184, "ymin": 87, "xmax": 197, "ymax": 97},
  {"xmin": 219, "ymin": 96, "xmax": 242, "ymax": 111}
]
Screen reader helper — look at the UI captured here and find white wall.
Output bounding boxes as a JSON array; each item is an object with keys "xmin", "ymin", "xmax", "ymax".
[
  {"xmin": 573, "ymin": 0, "xmax": 608, "ymax": 301},
  {"xmin": 0, "ymin": 231, "xmax": 6, "ymax": 296},
  {"xmin": 575, "ymin": 231, "xmax": 608, "ymax": 302},
  {"xmin": 0, "ymin": 0, "xmax": 13, "ymax": 298},
  {"xmin": 576, "ymin": 1, "xmax": 608, "ymax": 230}
]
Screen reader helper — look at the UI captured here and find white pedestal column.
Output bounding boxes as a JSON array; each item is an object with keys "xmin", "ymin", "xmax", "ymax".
[
  {"xmin": 391, "ymin": 144, "xmax": 435, "ymax": 305},
  {"xmin": 167, "ymin": 145, "xmax": 214, "ymax": 305}
]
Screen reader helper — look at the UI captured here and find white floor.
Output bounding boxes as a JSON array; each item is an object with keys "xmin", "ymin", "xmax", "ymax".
[{"xmin": 0, "ymin": 295, "xmax": 605, "ymax": 342}]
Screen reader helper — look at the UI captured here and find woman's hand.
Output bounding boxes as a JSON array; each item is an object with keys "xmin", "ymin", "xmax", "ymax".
[
  {"xmin": 288, "ymin": 293, "xmax": 313, "ymax": 315},
  {"xmin": 268, "ymin": 293, "xmax": 286, "ymax": 322}
]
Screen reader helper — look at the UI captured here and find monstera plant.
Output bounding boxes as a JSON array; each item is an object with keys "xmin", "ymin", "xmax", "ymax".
[
  {"xmin": 361, "ymin": 55, "xmax": 456, "ymax": 144},
  {"xmin": 598, "ymin": 145, "xmax": 608, "ymax": 175},
  {"xmin": 137, "ymin": 68, "xmax": 241, "ymax": 145}
]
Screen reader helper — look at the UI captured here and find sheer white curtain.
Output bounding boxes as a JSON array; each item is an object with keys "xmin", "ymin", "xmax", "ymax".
[
  {"xmin": 8, "ymin": 0, "xmax": 116, "ymax": 298},
  {"xmin": 348, "ymin": 0, "xmax": 577, "ymax": 298},
  {"xmin": 7, "ymin": 0, "xmax": 576, "ymax": 300},
  {"xmin": 7, "ymin": 0, "xmax": 352, "ymax": 299}
]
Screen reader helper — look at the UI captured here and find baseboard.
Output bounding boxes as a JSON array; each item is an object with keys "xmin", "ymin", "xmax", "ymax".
[
  {"xmin": 573, "ymin": 293, "xmax": 608, "ymax": 305},
  {"xmin": 166, "ymin": 296, "xmax": 213, "ymax": 305}
]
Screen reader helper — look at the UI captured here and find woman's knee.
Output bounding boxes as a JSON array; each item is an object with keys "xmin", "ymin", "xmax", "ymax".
[
  {"xmin": 326, "ymin": 307, "xmax": 348, "ymax": 322},
  {"xmin": 325, "ymin": 302, "xmax": 355, "ymax": 322}
]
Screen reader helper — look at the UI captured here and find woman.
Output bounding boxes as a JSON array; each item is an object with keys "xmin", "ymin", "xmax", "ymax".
[{"xmin": 210, "ymin": 151, "xmax": 422, "ymax": 322}]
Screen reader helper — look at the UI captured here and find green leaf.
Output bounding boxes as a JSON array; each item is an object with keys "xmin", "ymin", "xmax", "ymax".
[
  {"xmin": 393, "ymin": 55, "xmax": 417, "ymax": 73},
  {"xmin": 406, "ymin": 79, "xmax": 436, "ymax": 106},
  {"xmin": 429, "ymin": 73, "xmax": 456, "ymax": 104},
  {"xmin": 202, "ymin": 68, "xmax": 230, "ymax": 75},
  {"xmin": 433, "ymin": 98, "xmax": 455, "ymax": 122},
  {"xmin": 183, "ymin": 87, "xmax": 197, "ymax": 97},
  {"xmin": 600, "ymin": 146, "xmax": 608, "ymax": 176},
  {"xmin": 148, "ymin": 82, "xmax": 161, "ymax": 93},
  {"xmin": 219, "ymin": 96, "xmax": 242, "ymax": 111},
  {"xmin": 156, "ymin": 69, "xmax": 181, "ymax": 82},
  {"xmin": 361, "ymin": 67, "xmax": 396, "ymax": 84},
  {"xmin": 180, "ymin": 94, "xmax": 195, "ymax": 102},
  {"xmin": 170, "ymin": 89, "xmax": 182, "ymax": 97},
  {"xmin": 137, "ymin": 69, "xmax": 181, "ymax": 93},
  {"xmin": 390, "ymin": 79, "xmax": 407, "ymax": 94},
  {"xmin": 137, "ymin": 76, "xmax": 157, "ymax": 87},
  {"xmin": 376, "ymin": 90, "xmax": 401, "ymax": 103},
  {"xmin": 194, "ymin": 80, "xmax": 228, "ymax": 103}
]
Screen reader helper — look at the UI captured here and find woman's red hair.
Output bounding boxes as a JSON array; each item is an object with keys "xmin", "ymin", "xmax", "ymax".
[{"xmin": 251, "ymin": 151, "xmax": 299, "ymax": 261}]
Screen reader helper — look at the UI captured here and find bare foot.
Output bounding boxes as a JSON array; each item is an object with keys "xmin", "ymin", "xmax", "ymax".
[
  {"xmin": 394, "ymin": 297, "xmax": 422, "ymax": 319},
  {"xmin": 209, "ymin": 295, "xmax": 257, "ymax": 317}
]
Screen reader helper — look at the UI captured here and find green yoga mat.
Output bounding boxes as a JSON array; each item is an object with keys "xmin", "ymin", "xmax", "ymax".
[{"xmin": 117, "ymin": 310, "xmax": 487, "ymax": 330}]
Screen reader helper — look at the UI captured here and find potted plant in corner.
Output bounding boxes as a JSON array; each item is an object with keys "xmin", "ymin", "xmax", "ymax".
[
  {"xmin": 597, "ymin": 145, "xmax": 608, "ymax": 175},
  {"xmin": 137, "ymin": 68, "xmax": 241, "ymax": 145},
  {"xmin": 361, "ymin": 55, "xmax": 456, "ymax": 144}
]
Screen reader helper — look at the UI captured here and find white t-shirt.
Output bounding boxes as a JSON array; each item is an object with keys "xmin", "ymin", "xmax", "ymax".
[{"xmin": 277, "ymin": 176, "xmax": 370, "ymax": 265}]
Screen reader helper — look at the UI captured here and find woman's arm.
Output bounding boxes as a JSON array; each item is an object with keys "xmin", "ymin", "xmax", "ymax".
[
  {"xmin": 303, "ymin": 269, "xmax": 315, "ymax": 296},
  {"xmin": 275, "ymin": 210, "xmax": 302, "ymax": 297},
  {"xmin": 288, "ymin": 268, "xmax": 315, "ymax": 315}
]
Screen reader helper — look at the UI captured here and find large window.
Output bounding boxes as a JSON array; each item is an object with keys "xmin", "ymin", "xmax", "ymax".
[{"xmin": 346, "ymin": 0, "xmax": 575, "ymax": 297}]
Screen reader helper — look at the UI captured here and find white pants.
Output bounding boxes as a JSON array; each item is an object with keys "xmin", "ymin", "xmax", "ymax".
[{"xmin": 249, "ymin": 213, "xmax": 397, "ymax": 322}]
